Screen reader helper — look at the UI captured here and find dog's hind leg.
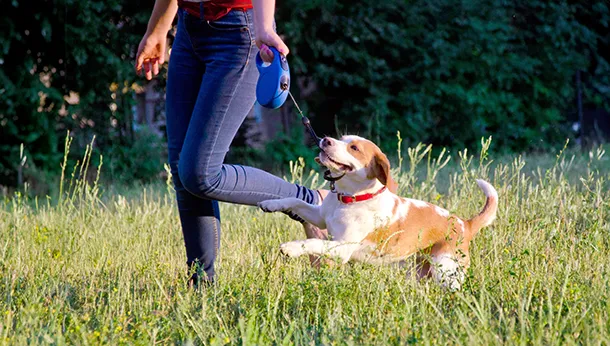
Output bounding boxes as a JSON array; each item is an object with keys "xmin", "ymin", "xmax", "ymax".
[{"xmin": 430, "ymin": 253, "xmax": 465, "ymax": 291}]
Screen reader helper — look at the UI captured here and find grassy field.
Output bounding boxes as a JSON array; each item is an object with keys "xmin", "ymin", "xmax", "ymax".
[{"xmin": 1, "ymin": 138, "xmax": 609, "ymax": 345}]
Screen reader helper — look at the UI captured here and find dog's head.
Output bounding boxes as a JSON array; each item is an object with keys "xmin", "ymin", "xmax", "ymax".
[{"xmin": 315, "ymin": 135, "xmax": 398, "ymax": 193}]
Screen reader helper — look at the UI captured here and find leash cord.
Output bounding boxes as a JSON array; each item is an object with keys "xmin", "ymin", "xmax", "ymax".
[
  {"xmin": 286, "ymin": 91, "xmax": 322, "ymax": 143},
  {"xmin": 284, "ymin": 89, "xmax": 343, "ymax": 186}
]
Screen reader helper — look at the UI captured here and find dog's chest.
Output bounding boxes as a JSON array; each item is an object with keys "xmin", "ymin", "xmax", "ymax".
[{"xmin": 324, "ymin": 199, "xmax": 394, "ymax": 242}]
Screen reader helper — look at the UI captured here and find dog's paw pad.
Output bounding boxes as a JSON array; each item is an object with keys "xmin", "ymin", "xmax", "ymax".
[
  {"xmin": 258, "ymin": 200, "xmax": 284, "ymax": 213},
  {"xmin": 280, "ymin": 242, "xmax": 304, "ymax": 258}
]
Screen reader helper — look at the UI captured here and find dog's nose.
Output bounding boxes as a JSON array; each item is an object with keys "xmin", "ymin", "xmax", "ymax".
[{"xmin": 322, "ymin": 137, "xmax": 333, "ymax": 147}]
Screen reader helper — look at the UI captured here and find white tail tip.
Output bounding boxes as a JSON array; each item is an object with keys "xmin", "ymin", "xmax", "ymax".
[{"xmin": 476, "ymin": 179, "xmax": 498, "ymax": 200}]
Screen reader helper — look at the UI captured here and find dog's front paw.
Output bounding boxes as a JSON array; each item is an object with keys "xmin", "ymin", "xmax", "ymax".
[
  {"xmin": 280, "ymin": 242, "xmax": 305, "ymax": 258},
  {"xmin": 258, "ymin": 200, "xmax": 287, "ymax": 213}
]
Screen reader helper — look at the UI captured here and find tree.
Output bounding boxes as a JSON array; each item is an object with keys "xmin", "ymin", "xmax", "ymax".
[
  {"xmin": 277, "ymin": 0, "xmax": 610, "ymax": 154},
  {"xmin": 0, "ymin": 0, "xmax": 153, "ymax": 187}
]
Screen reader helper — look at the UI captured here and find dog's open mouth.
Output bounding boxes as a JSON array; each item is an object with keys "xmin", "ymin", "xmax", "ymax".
[{"xmin": 317, "ymin": 151, "xmax": 353, "ymax": 172}]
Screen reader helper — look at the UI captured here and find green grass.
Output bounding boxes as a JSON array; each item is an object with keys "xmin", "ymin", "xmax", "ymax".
[{"xmin": 1, "ymin": 137, "xmax": 610, "ymax": 345}]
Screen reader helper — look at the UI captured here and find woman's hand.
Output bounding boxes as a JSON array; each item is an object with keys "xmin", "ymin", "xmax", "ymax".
[
  {"xmin": 256, "ymin": 29, "xmax": 289, "ymax": 63},
  {"xmin": 135, "ymin": 31, "xmax": 168, "ymax": 80},
  {"xmin": 252, "ymin": 0, "xmax": 289, "ymax": 63},
  {"xmin": 135, "ymin": 0, "xmax": 177, "ymax": 79}
]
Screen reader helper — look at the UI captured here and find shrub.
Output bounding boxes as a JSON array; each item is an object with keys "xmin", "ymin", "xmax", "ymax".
[{"xmin": 277, "ymin": 0, "xmax": 610, "ymax": 154}]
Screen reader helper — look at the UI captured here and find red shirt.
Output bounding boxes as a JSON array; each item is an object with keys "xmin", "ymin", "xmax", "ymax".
[{"xmin": 178, "ymin": 0, "xmax": 253, "ymax": 21}]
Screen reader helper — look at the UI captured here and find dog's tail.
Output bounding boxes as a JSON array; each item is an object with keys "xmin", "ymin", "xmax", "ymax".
[{"xmin": 466, "ymin": 179, "xmax": 498, "ymax": 237}]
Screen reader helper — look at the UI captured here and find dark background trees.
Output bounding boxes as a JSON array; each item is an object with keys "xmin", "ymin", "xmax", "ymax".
[{"xmin": 1, "ymin": 0, "xmax": 608, "ymax": 192}]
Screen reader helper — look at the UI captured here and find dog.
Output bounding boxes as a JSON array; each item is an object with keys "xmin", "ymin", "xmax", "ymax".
[{"xmin": 259, "ymin": 135, "xmax": 498, "ymax": 290}]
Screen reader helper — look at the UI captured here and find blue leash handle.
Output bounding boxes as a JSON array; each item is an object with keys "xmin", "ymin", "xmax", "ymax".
[
  {"xmin": 255, "ymin": 46, "xmax": 290, "ymax": 109},
  {"xmin": 255, "ymin": 46, "xmax": 321, "ymax": 144}
]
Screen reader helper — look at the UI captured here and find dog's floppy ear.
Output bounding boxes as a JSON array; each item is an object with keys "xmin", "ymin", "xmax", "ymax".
[{"xmin": 369, "ymin": 151, "xmax": 398, "ymax": 193}]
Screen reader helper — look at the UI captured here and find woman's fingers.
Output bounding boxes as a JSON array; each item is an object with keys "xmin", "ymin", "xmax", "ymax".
[
  {"xmin": 264, "ymin": 32, "xmax": 289, "ymax": 56},
  {"xmin": 272, "ymin": 36, "xmax": 289, "ymax": 57},
  {"xmin": 144, "ymin": 60, "xmax": 153, "ymax": 80},
  {"xmin": 135, "ymin": 35, "xmax": 165, "ymax": 79},
  {"xmin": 136, "ymin": 57, "xmax": 161, "ymax": 80},
  {"xmin": 260, "ymin": 44, "xmax": 274, "ymax": 62},
  {"xmin": 135, "ymin": 53, "xmax": 145, "ymax": 75},
  {"xmin": 135, "ymin": 38, "xmax": 149, "ymax": 74},
  {"xmin": 158, "ymin": 41, "xmax": 166, "ymax": 65},
  {"xmin": 152, "ymin": 59, "xmax": 160, "ymax": 77},
  {"xmin": 257, "ymin": 32, "xmax": 290, "ymax": 63}
]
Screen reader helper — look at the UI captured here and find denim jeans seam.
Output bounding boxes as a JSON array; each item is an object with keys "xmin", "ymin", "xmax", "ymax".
[
  {"xmin": 179, "ymin": 12, "xmax": 198, "ymax": 59},
  {"xmin": 203, "ymin": 185, "xmax": 289, "ymax": 201},
  {"xmin": 205, "ymin": 11, "xmax": 248, "ymax": 31},
  {"xmin": 243, "ymin": 10, "xmax": 253, "ymax": 65},
  {"xmin": 212, "ymin": 214, "xmax": 219, "ymax": 259},
  {"xmin": 200, "ymin": 70, "xmax": 251, "ymax": 192},
  {"xmin": 198, "ymin": 12, "xmax": 252, "ymax": 188}
]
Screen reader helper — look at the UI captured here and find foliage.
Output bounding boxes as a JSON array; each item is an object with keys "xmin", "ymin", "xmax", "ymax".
[
  {"xmin": 0, "ymin": 0, "xmax": 152, "ymax": 186},
  {"xmin": 278, "ymin": 0, "xmax": 610, "ymax": 154},
  {"xmin": 1, "ymin": 140, "xmax": 610, "ymax": 344},
  {"xmin": 2, "ymin": 0, "xmax": 609, "ymax": 187},
  {"xmin": 103, "ymin": 128, "xmax": 166, "ymax": 183},
  {"xmin": 263, "ymin": 125, "xmax": 319, "ymax": 172}
]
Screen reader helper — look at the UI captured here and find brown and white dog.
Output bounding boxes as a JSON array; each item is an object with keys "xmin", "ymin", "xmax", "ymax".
[{"xmin": 259, "ymin": 135, "xmax": 498, "ymax": 290}]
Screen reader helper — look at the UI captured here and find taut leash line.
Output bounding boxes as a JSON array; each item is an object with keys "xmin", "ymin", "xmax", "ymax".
[
  {"xmin": 284, "ymin": 87, "xmax": 322, "ymax": 145},
  {"xmin": 284, "ymin": 88, "xmax": 344, "ymax": 188},
  {"xmin": 255, "ymin": 47, "xmax": 342, "ymax": 186}
]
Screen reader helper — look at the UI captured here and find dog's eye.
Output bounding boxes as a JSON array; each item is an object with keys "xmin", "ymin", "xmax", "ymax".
[{"xmin": 350, "ymin": 145, "xmax": 359, "ymax": 151}]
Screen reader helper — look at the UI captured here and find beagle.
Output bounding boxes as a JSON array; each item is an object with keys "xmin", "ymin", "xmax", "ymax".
[{"xmin": 259, "ymin": 135, "xmax": 498, "ymax": 290}]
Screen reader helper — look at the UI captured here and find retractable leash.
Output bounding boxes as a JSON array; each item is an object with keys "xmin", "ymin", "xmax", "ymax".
[{"xmin": 255, "ymin": 47, "xmax": 345, "ymax": 189}]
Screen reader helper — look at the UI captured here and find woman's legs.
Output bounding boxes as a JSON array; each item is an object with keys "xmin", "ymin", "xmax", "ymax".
[
  {"xmin": 166, "ymin": 9, "xmax": 319, "ymax": 283},
  {"xmin": 166, "ymin": 10, "xmax": 220, "ymax": 283}
]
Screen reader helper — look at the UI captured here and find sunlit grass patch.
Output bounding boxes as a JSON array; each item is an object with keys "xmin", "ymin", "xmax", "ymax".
[{"xmin": 1, "ymin": 135, "xmax": 609, "ymax": 345}]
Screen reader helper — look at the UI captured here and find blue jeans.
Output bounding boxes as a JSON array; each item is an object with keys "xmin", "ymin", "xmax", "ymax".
[{"xmin": 166, "ymin": 8, "xmax": 319, "ymax": 282}]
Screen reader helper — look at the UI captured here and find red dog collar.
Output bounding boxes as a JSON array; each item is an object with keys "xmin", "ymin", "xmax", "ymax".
[{"xmin": 337, "ymin": 186, "xmax": 387, "ymax": 204}]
